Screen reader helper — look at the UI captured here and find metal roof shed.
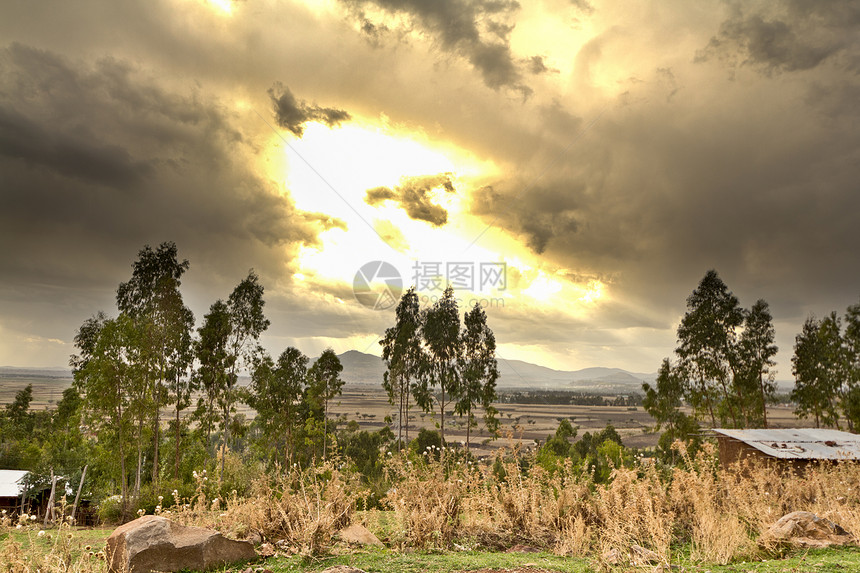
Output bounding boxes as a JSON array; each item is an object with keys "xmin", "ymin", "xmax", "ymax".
[
  {"xmin": 713, "ymin": 428, "xmax": 860, "ymax": 469},
  {"xmin": 0, "ymin": 469, "xmax": 28, "ymax": 511}
]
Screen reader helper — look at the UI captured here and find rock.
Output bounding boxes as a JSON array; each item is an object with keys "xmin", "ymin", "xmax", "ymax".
[
  {"xmin": 760, "ymin": 511, "xmax": 855, "ymax": 549},
  {"xmin": 337, "ymin": 523, "xmax": 383, "ymax": 547},
  {"xmin": 106, "ymin": 515, "xmax": 257, "ymax": 573},
  {"xmin": 629, "ymin": 544, "xmax": 662, "ymax": 565},
  {"xmin": 319, "ymin": 567, "xmax": 367, "ymax": 573}
]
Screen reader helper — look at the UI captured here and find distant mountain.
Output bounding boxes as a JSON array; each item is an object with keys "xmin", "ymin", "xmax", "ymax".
[
  {"xmin": 0, "ymin": 356, "xmax": 795, "ymax": 396},
  {"xmin": 335, "ymin": 350, "xmax": 656, "ymax": 394},
  {"xmin": 0, "ymin": 366, "xmax": 72, "ymax": 379}
]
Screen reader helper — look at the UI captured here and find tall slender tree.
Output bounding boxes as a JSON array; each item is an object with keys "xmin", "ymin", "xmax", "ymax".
[
  {"xmin": 218, "ymin": 270, "xmax": 270, "ymax": 477},
  {"xmin": 195, "ymin": 300, "xmax": 232, "ymax": 450},
  {"xmin": 843, "ymin": 300, "xmax": 860, "ymax": 430},
  {"xmin": 737, "ymin": 300, "xmax": 778, "ymax": 427},
  {"xmin": 791, "ymin": 315, "xmax": 842, "ymax": 428},
  {"xmin": 308, "ymin": 349, "xmax": 344, "ymax": 461},
  {"xmin": 380, "ymin": 287, "xmax": 424, "ymax": 448},
  {"xmin": 71, "ymin": 313, "xmax": 138, "ymax": 520},
  {"xmin": 116, "ymin": 242, "xmax": 191, "ymax": 486},
  {"xmin": 417, "ymin": 285, "xmax": 462, "ymax": 446},
  {"xmin": 675, "ymin": 270, "xmax": 745, "ymax": 427},
  {"xmin": 456, "ymin": 302, "xmax": 499, "ymax": 451}
]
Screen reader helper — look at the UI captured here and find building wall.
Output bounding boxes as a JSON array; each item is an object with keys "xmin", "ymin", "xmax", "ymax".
[{"xmin": 716, "ymin": 436, "xmax": 812, "ymax": 474}]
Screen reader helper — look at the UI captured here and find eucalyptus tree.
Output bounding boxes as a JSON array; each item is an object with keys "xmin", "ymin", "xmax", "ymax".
[
  {"xmin": 71, "ymin": 312, "xmax": 138, "ymax": 520},
  {"xmin": 116, "ymin": 241, "xmax": 191, "ymax": 485},
  {"xmin": 219, "ymin": 270, "xmax": 270, "ymax": 475},
  {"xmin": 308, "ymin": 349, "xmax": 344, "ymax": 461},
  {"xmin": 791, "ymin": 314, "xmax": 842, "ymax": 428},
  {"xmin": 248, "ymin": 347, "xmax": 308, "ymax": 466},
  {"xmin": 675, "ymin": 270, "xmax": 745, "ymax": 428},
  {"xmin": 162, "ymin": 291, "xmax": 195, "ymax": 481},
  {"xmin": 844, "ymin": 300, "xmax": 860, "ymax": 430},
  {"xmin": 195, "ymin": 300, "xmax": 232, "ymax": 449},
  {"xmin": 417, "ymin": 285, "xmax": 462, "ymax": 446},
  {"xmin": 456, "ymin": 302, "xmax": 500, "ymax": 451},
  {"xmin": 737, "ymin": 300, "xmax": 778, "ymax": 427},
  {"xmin": 380, "ymin": 287, "xmax": 424, "ymax": 447}
]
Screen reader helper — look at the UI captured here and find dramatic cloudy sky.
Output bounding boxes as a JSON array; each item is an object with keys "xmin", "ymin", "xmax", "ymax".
[{"xmin": 2, "ymin": 0, "xmax": 859, "ymax": 376}]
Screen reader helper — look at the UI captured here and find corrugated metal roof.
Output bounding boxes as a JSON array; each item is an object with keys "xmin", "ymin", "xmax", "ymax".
[
  {"xmin": 0, "ymin": 470, "xmax": 29, "ymax": 498},
  {"xmin": 713, "ymin": 428, "xmax": 860, "ymax": 460}
]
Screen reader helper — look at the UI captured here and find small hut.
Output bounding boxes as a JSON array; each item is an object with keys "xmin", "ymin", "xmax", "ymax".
[
  {"xmin": 0, "ymin": 469, "xmax": 28, "ymax": 515},
  {"xmin": 713, "ymin": 428, "xmax": 860, "ymax": 471}
]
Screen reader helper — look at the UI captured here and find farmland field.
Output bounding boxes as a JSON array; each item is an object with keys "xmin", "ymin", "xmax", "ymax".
[{"xmin": 0, "ymin": 373, "xmax": 813, "ymax": 456}]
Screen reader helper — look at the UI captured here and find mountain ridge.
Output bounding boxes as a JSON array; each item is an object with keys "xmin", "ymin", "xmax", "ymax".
[{"xmin": 335, "ymin": 350, "xmax": 656, "ymax": 393}]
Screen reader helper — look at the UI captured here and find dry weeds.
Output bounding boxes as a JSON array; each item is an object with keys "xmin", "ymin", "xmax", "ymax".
[{"xmin": 5, "ymin": 442, "xmax": 860, "ymax": 571}]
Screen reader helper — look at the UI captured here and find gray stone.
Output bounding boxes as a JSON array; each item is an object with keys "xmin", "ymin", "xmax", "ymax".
[
  {"xmin": 106, "ymin": 515, "xmax": 257, "ymax": 573},
  {"xmin": 760, "ymin": 511, "xmax": 854, "ymax": 549}
]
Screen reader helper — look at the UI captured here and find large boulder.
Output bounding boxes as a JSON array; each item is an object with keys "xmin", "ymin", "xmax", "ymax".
[
  {"xmin": 760, "ymin": 511, "xmax": 855, "ymax": 549},
  {"xmin": 337, "ymin": 524, "xmax": 383, "ymax": 547},
  {"xmin": 106, "ymin": 515, "xmax": 257, "ymax": 573}
]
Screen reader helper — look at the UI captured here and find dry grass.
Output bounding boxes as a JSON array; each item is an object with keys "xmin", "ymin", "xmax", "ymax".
[
  {"xmin": 161, "ymin": 463, "xmax": 354, "ymax": 556},
  {"xmin": 375, "ymin": 443, "xmax": 860, "ymax": 566},
  {"xmin": 5, "ymin": 443, "xmax": 860, "ymax": 571}
]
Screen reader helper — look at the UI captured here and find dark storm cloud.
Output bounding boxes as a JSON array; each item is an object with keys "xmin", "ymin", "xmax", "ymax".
[
  {"xmin": 268, "ymin": 82, "xmax": 351, "ymax": 137},
  {"xmin": 0, "ymin": 43, "xmax": 334, "ymax": 300},
  {"xmin": 340, "ymin": 0, "xmax": 533, "ymax": 95},
  {"xmin": 697, "ymin": 1, "xmax": 860, "ymax": 74},
  {"xmin": 365, "ymin": 173, "xmax": 455, "ymax": 227},
  {"xmin": 0, "ymin": 106, "xmax": 152, "ymax": 187},
  {"xmin": 471, "ymin": 184, "xmax": 580, "ymax": 254}
]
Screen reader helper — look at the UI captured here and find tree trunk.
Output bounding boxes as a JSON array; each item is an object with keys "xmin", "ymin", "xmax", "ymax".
[
  {"xmin": 404, "ymin": 383, "xmax": 411, "ymax": 445},
  {"xmin": 440, "ymin": 385, "xmax": 446, "ymax": 447},
  {"xmin": 134, "ymin": 443, "xmax": 142, "ymax": 500},
  {"xmin": 323, "ymin": 396, "xmax": 328, "ymax": 461},
  {"xmin": 398, "ymin": 382, "xmax": 404, "ymax": 449},
  {"xmin": 72, "ymin": 465, "xmax": 88, "ymax": 525},
  {"xmin": 465, "ymin": 409, "xmax": 471, "ymax": 452},
  {"xmin": 43, "ymin": 470, "xmax": 56, "ymax": 527},
  {"xmin": 175, "ymin": 402, "xmax": 181, "ymax": 481},
  {"xmin": 220, "ymin": 406, "xmax": 229, "ymax": 484},
  {"xmin": 701, "ymin": 378, "xmax": 716, "ymax": 427},
  {"xmin": 152, "ymin": 368, "xmax": 161, "ymax": 487},
  {"xmin": 118, "ymin": 402, "xmax": 129, "ymax": 522},
  {"xmin": 758, "ymin": 373, "xmax": 768, "ymax": 429}
]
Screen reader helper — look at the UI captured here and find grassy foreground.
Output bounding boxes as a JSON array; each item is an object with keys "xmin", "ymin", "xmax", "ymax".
[
  {"xmin": 6, "ymin": 446, "xmax": 860, "ymax": 572},
  {"xmin": 3, "ymin": 527, "xmax": 860, "ymax": 573}
]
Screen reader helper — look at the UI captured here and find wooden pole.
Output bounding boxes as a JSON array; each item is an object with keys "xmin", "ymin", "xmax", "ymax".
[{"xmin": 71, "ymin": 465, "xmax": 88, "ymax": 526}]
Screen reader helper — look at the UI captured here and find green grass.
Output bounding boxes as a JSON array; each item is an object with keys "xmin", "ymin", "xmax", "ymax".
[
  {"xmin": 697, "ymin": 545, "xmax": 860, "ymax": 573},
  {"xmin": 0, "ymin": 526, "xmax": 112, "ymax": 565},
  {"xmin": 254, "ymin": 548, "xmax": 592, "ymax": 572},
  {"xmin": 220, "ymin": 545, "xmax": 860, "ymax": 573}
]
